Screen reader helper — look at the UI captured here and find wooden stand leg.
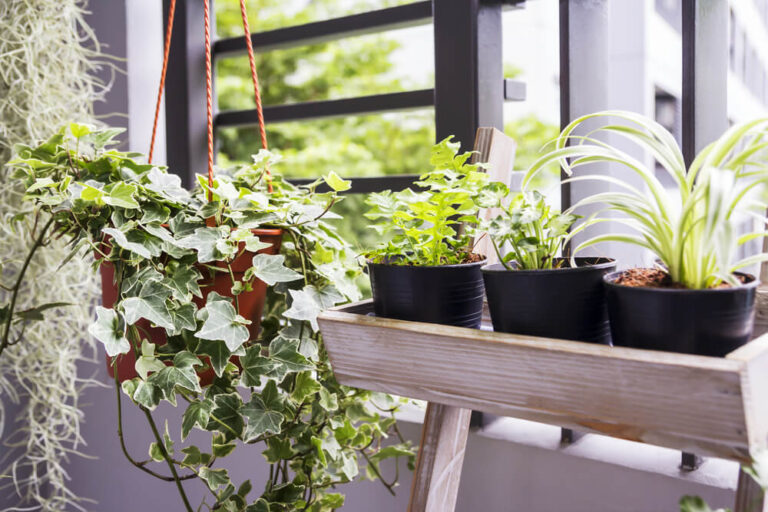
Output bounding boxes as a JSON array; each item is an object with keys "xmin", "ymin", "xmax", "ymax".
[
  {"xmin": 735, "ymin": 469, "xmax": 767, "ymax": 512},
  {"xmin": 408, "ymin": 403, "xmax": 472, "ymax": 512}
]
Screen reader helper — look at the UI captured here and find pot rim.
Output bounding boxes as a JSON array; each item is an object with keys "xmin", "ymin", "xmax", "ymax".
[
  {"xmin": 252, "ymin": 227, "xmax": 283, "ymax": 236},
  {"xmin": 482, "ymin": 257, "xmax": 616, "ymax": 275},
  {"xmin": 366, "ymin": 256, "xmax": 487, "ymax": 269},
  {"xmin": 603, "ymin": 269, "xmax": 760, "ymax": 292}
]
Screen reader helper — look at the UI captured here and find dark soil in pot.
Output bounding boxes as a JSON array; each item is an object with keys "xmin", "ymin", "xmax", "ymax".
[
  {"xmin": 604, "ymin": 268, "xmax": 759, "ymax": 357},
  {"xmin": 482, "ymin": 257, "xmax": 616, "ymax": 343},
  {"xmin": 367, "ymin": 258, "xmax": 486, "ymax": 328}
]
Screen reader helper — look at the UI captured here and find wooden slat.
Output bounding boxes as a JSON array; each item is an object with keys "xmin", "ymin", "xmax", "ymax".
[
  {"xmin": 408, "ymin": 403, "xmax": 471, "ymax": 512},
  {"xmin": 753, "ymin": 286, "xmax": 768, "ymax": 338},
  {"xmin": 471, "ymin": 127, "xmax": 517, "ymax": 265},
  {"xmin": 319, "ymin": 300, "xmax": 764, "ymax": 462}
]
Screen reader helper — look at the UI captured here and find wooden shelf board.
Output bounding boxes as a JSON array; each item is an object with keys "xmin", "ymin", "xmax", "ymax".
[{"xmin": 319, "ymin": 300, "xmax": 768, "ymax": 463}]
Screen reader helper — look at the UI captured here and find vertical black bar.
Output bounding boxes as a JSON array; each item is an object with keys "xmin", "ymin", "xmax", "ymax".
[
  {"xmin": 681, "ymin": 0, "xmax": 728, "ymax": 472},
  {"xmin": 681, "ymin": 0, "xmax": 696, "ymax": 168},
  {"xmin": 164, "ymin": 0, "xmax": 209, "ymax": 187},
  {"xmin": 433, "ymin": 0, "xmax": 504, "ymax": 429},
  {"xmin": 558, "ymin": 0, "xmax": 571, "ymax": 212},
  {"xmin": 433, "ymin": 0, "xmax": 503, "ymax": 151}
]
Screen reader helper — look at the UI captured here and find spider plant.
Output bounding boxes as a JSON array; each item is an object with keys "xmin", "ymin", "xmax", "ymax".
[{"xmin": 523, "ymin": 110, "xmax": 768, "ymax": 289}]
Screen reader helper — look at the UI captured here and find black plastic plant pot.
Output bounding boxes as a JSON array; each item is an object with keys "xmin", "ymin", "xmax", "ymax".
[
  {"xmin": 604, "ymin": 270, "xmax": 759, "ymax": 357},
  {"xmin": 482, "ymin": 258, "xmax": 616, "ymax": 344},
  {"xmin": 367, "ymin": 259, "xmax": 486, "ymax": 328}
]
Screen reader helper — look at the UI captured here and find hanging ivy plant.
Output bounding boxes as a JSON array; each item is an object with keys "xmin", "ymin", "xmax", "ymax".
[{"xmin": 8, "ymin": 124, "xmax": 415, "ymax": 511}]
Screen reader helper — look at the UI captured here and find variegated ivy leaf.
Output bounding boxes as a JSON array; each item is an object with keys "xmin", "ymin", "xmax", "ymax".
[
  {"xmin": 197, "ymin": 300, "xmax": 251, "ymax": 352},
  {"xmin": 181, "ymin": 399, "xmax": 213, "ymax": 440},
  {"xmin": 135, "ymin": 340, "xmax": 166, "ymax": 380},
  {"xmin": 147, "ymin": 351, "xmax": 202, "ymax": 406},
  {"xmin": 250, "ymin": 254, "xmax": 302, "ymax": 286},
  {"xmin": 282, "ymin": 288, "xmax": 323, "ymax": 331},
  {"xmin": 140, "ymin": 203, "xmax": 171, "ymax": 224},
  {"xmin": 103, "ymin": 182, "xmax": 140, "ymax": 209},
  {"xmin": 195, "ymin": 338, "xmax": 232, "ymax": 378},
  {"xmin": 239, "ymin": 345, "xmax": 276, "ymax": 387},
  {"xmin": 199, "ymin": 467, "xmax": 231, "ymax": 492},
  {"xmin": 88, "ymin": 306, "xmax": 130, "ymax": 356},
  {"xmin": 146, "ymin": 167, "xmax": 190, "ymax": 203},
  {"xmin": 323, "ymin": 171, "xmax": 351, "ymax": 192},
  {"xmin": 207, "ymin": 393, "xmax": 244, "ymax": 441},
  {"xmin": 177, "ymin": 227, "xmax": 226, "ymax": 263},
  {"xmin": 242, "ymin": 381, "xmax": 285, "ymax": 441},
  {"xmin": 165, "ymin": 264, "xmax": 202, "ymax": 302},
  {"xmin": 122, "ymin": 279, "xmax": 175, "ymax": 330},
  {"xmin": 267, "ymin": 336, "xmax": 313, "ymax": 382},
  {"xmin": 102, "ymin": 227, "xmax": 153, "ymax": 259}
]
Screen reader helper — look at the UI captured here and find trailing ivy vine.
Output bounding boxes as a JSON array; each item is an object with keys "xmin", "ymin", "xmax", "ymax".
[{"xmin": 8, "ymin": 125, "xmax": 414, "ymax": 511}]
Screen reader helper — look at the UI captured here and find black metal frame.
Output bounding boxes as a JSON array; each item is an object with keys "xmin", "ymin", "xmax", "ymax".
[{"xmin": 164, "ymin": 0, "xmax": 525, "ymax": 191}]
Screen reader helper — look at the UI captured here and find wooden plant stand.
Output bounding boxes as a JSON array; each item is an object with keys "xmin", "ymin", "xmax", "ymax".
[{"xmin": 318, "ymin": 301, "xmax": 768, "ymax": 512}]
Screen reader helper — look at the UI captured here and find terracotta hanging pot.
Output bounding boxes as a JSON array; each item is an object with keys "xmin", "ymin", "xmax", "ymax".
[{"xmin": 100, "ymin": 228, "xmax": 283, "ymax": 384}]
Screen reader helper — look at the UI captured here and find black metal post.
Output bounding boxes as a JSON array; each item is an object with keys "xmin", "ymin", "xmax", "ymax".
[
  {"xmin": 680, "ymin": 0, "xmax": 728, "ymax": 472},
  {"xmin": 434, "ymin": 0, "xmax": 504, "ymax": 428},
  {"xmin": 164, "ymin": 0, "xmax": 210, "ymax": 187}
]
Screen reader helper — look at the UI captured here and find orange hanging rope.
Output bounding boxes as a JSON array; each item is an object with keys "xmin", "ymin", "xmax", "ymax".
[
  {"xmin": 203, "ymin": 0, "xmax": 215, "ymax": 202},
  {"xmin": 148, "ymin": 0, "xmax": 177, "ymax": 164},
  {"xmin": 237, "ymin": 0, "xmax": 273, "ymax": 193},
  {"xmin": 149, "ymin": 0, "xmax": 272, "ymax": 202}
]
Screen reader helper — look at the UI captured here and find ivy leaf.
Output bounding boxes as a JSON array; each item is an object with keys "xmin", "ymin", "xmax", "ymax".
[
  {"xmin": 207, "ymin": 393, "xmax": 244, "ymax": 441},
  {"xmin": 242, "ymin": 382, "xmax": 285, "ymax": 441},
  {"xmin": 340, "ymin": 451, "xmax": 359, "ymax": 480},
  {"xmin": 323, "ymin": 171, "xmax": 351, "ymax": 192},
  {"xmin": 135, "ymin": 339, "xmax": 166, "ymax": 379},
  {"xmin": 283, "ymin": 288, "xmax": 323, "ymax": 331},
  {"xmin": 122, "ymin": 280, "xmax": 175, "ymax": 330},
  {"xmin": 124, "ymin": 379, "xmax": 161, "ymax": 410},
  {"xmin": 147, "ymin": 351, "xmax": 202, "ymax": 405},
  {"xmin": 182, "ymin": 399, "xmax": 213, "ymax": 440},
  {"xmin": 102, "ymin": 227, "xmax": 151, "ymax": 259},
  {"xmin": 196, "ymin": 338, "xmax": 232, "ymax": 378},
  {"xmin": 320, "ymin": 494, "xmax": 345, "ymax": 508},
  {"xmin": 269, "ymin": 336, "xmax": 313, "ymax": 379},
  {"xmin": 291, "ymin": 372, "xmax": 321, "ymax": 402},
  {"xmin": 171, "ymin": 303, "xmax": 197, "ymax": 333},
  {"xmin": 104, "ymin": 182, "xmax": 140, "ymax": 209},
  {"xmin": 197, "ymin": 300, "xmax": 251, "ymax": 352},
  {"xmin": 180, "ymin": 445, "xmax": 211, "ymax": 467},
  {"xmin": 250, "ymin": 254, "xmax": 302, "ymax": 286},
  {"xmin": 166, "ymin": 264, "xmax": 202, "ymax": 302},
  {"xmin": 263, "ymin": 437, "xmax": 296, "ymax": 464},
  {"xmin": 246, "ymin": 499, "xmax": 270, "ymax": 512},
  {"xmin": 140, "ymin": 203, "xmax": 171, "ymax": 224},
  {"xmin": 240, "ymin": 345, "xmax": 275, "ymax": 387},
  {"xmin": 199, "ymin": 467, "xmax": 230, "ymax": 492},
  {"xmin": 318, "ymin": 388, "xmax": 338, "ymax": 412},
  {"xmin": 212, "ymin": 433, "xmax": 237, "ymax": 458},
  {"xmin": 88, "ymin": 307, "xmax": 130, "ymax": 356},
  {"xmin": 177, "ymin": 227, "xmax": 225, "ymax": 263}
]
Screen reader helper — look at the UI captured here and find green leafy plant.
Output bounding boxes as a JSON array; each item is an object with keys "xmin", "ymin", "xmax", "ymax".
[
  {"xmin": 364, "ymin": 136, "xmax": 504, "ymax": 266},
  {"xmin": 8, "ymin": 124, "xmax": 414, "ymax": 512},
  {"xmin": 524, "ymin": 110, "xmax": 768, "ymax": 289},
  {"xmin": 482, "ymin": 190, "xmax": 577, "ymax": 270}
]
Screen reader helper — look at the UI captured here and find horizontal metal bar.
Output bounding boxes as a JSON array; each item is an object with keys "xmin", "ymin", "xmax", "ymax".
[
  {"xmin": 503, "ymin": 79, "xmax": 526, "ymax": 101},
  {"xmin": 213, "ymin": 1, "xmax": 432, "ymax": 58},
  {"xmin": 215, "ymin": 89, "xmax": 434, "ymax": 127},
  {"xmin": 288, "ymin": 175, "xmax": 419, "ymax": 195}
]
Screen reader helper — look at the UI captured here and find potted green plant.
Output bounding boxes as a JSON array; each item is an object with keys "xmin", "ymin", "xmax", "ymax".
[
  {"xmin": 524, "ymin": 111, "xmax": 768, "ymax": 356},
  {"xmin": 9, "ymin": 124, "xmax": 415, "ymax": 511},
  {"xmin": 481, "ymin": 190, "xmax": 616, "ymax": 343},
  {"xmin": 364, "ymin": 136, "xmax": 504, "ymax": 328}
]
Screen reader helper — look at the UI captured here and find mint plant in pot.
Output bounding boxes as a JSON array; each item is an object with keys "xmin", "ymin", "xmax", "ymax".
[
  {"xmin": 481, "ymin": 190, "xmax": 616, "ymax": 343},
  {"xmin": 525, "ymin": 111, "xmax": 768, "ymax": 356},
  {"xmin": 364, "ymin": 137, "xmax": 503, "ymax": 328}
]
